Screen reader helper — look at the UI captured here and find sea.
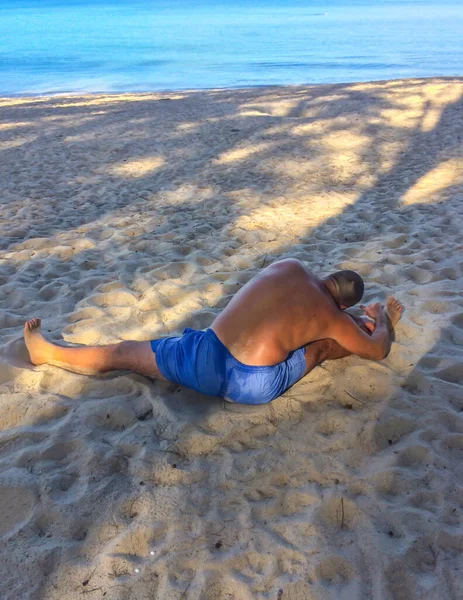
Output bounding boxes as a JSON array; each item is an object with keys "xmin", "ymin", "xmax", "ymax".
[{"xmin": 0, "ymin": 0, "xmax": 462, "ymax": 95}]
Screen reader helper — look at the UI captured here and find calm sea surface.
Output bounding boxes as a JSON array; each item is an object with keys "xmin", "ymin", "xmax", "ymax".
[{"xmin": 0, "ymin": 0, "xmax": 462, "ymax": 95}]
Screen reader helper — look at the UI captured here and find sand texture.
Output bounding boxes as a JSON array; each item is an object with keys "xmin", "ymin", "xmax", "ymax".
[{"xmin": 1, "ymin": 78, "xmax": 462, "ymax": 599}]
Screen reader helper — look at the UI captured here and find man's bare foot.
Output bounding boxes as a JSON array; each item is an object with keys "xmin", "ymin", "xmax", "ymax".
[
  {"xmin": 24, "ymin": 318, "xmax": 54, "ymax": 366},
  {"xmin": 385, "ymin": 297, "xmax": 404, "ymax": 328}
]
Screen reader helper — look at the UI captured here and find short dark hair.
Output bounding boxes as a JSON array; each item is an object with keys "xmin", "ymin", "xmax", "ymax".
[{"xmin": 330, "ymin": 270, "xmax": 364, "ymax": 307}]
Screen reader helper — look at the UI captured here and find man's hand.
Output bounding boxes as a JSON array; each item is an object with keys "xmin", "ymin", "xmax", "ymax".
[
  {"xmin": 346, "ymin": 312, "xmax": 375, "ymax": 334},
  {"xmin": 360, "ymin": 302, "xmax": 383, "ymax": 321},
  {"xmin": 330, "ymin": 303, "xmax": 390, "ymax": 361},
  {"xmin": 359, "ymin": 315, "xmax": 375, "ymax": 333}
]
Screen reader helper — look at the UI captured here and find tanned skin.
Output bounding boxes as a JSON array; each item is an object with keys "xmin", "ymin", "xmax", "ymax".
[
  {"xmin": 212, "ymin": 258, "xmax": 401, "ymax": 365},
  {"xmin": 24, "ymin": 258, "xmax": 403, "ymax": 381}
]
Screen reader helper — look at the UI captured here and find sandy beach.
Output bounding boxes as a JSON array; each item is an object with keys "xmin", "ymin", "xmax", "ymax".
[{"xmin": 0, "ymin": 78, "xmax": 462, "ymax": 599}]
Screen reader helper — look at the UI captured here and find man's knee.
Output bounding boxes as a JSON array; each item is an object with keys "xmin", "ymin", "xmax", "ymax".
[
  {"xmin": 117, "ymin": 340, "xmax": 136, "ymax": 351},
  {"xmin": 112, "ymin": 341, "xmax": 137, "ymax": 368},
  {"xmin": 113, "ymin": 340, "xmax": 165, "ymax": 379}
]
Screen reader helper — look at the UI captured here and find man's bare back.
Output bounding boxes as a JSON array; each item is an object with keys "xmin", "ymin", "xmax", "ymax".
[
  {"xmin": 212, "ymin": 259, "xmax": 338, "ymax": 364},
  {"xmin": 212, "ymin": 258, "xmax": 402, "ymax": 365}
]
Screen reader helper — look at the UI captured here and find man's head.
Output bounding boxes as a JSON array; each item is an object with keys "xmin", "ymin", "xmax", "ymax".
[{"xmin": 326, "ymin": 270, "xmax": 364, "ymax": 309}]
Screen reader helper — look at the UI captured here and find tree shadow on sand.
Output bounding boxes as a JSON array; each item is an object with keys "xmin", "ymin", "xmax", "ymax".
[{"xmin": 0, "ymin": 78, "xmax": 462, "ymax": 599}]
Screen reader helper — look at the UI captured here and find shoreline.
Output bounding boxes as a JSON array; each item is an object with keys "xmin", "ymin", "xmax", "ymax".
[{"xmin": 1, "ymin": 74, "xmax": 462, "ymax": 101}]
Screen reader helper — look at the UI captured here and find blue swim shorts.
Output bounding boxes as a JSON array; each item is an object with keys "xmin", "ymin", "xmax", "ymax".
[{"xmin": 150, "ymin": 328, "xmax": 306, "ymax": 405}]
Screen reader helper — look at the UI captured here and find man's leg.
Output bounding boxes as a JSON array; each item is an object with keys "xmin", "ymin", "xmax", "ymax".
[
  {"xmin": 24, "ymin": 318, "xmax": 166, "ymax": 379},
  {"xmin": 302, "ymin": 338, "xmax": 351, "ymax": 376},
  {"xmin": 302, "ymin": 312, "xmax": 371, "ymax": 376}
]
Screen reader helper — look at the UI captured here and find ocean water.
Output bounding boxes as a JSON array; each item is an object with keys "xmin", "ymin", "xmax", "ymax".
[{"xmin": 0, "ymin": 0, "xmax": 462, "ymax": 95}]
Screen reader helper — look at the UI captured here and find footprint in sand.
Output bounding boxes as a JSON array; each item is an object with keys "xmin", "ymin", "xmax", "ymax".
[
  {"xmin": 403, "ymin": 266, "xmax": 433, "ymax": 285},
  {"xmin": 0, "ymin": 485, "xmax": 37, "ymax": 538},
  {"xmin": 316, "ymin": 556, "xmax": 355, "ymax": 585},
  {"xmin": 90, "ymin": 289, "xmax": 138, "ymax": 308},
  {"xmin": 408, "ymin": 491, "xmax": 440, "ymax": 513},
  {"xmin": 434, "ymin": 364, "xmax": 463, "ymax": 385},
  {"xmin": 0, "ymin": 337, "xmax": 33, "ymax": 372},
  {"xmin": 396, "ymin": 445, "xmax": 430, "ymax": 468},
  {"xmin": 49, "ymin": 471, "xmax": 87, "ymax": 505},
  {"xmin": 421, "ymin": 300, "xmax": 451, "ymax": 314},
  {"xmin": 451, "ymin": 312, "xmax": 463, "ymax": 329}
]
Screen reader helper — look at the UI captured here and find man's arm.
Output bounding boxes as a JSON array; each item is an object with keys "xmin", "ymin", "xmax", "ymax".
[{"xmin": 329, "ymin": 304, "xmax": 391, "ymax": 360}]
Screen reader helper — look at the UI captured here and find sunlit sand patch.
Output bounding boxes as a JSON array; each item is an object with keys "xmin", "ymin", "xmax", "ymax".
[
  {"xmin": 0, "ymin": 121, "xmax": 35, "ymax": 131},
  {"xmin": 259, "ymin": 124, "xmax": 290, "ymax": 137},
  {"xmin": 176, "ymin": 122, "xmax": 200, "ymax": 131},
  {"xmin": 305, "ymin": 92, "xmax": 350, "ymax": 105},
  {"xmin": 321, "ymin": 129, "xmax": 370, "ymax": 153},
  {"xmin": 238, "ymin": 108, "xmax": 278, "ymax": 118},
  {"xmin": 291, "ymin": 122, "xmax": 325, "ymax": 135},
  {"xmin": 63, "ymin": 325, "xmax": 102, "ymax": 346},
  {"xmin": 379, "ymin": 107, "xmax": 422, "ymax": 128},
  {"xmin": 108, "ymin": 156, "xmax": 165, "ymax": 178},
  {"xmin": 269, "ymin": 153, "xmax": 373, "ymax": 190},
  {"xmin": 64, "ymin": 132, "xmax": 105, "ymax": 143},
  {"xmin": 41, "ymin": 114, "xmax": 103, "ymax": 128},
  {"xmin": 231, "ymin": 192, "xmax": 357, "ymax": 239},
  {"xmin": 0, "ymin": 92, "xmax": 174, "ymax": 109},
  {"xmin": 374, "ymin": 83, "xmax": 462, "ymax": 130},
  {"xmin": 239, "ymin": 93, "xmax": 349, "ymax": 119},
  {"xmin": 45, "ymin": 92, "xmax": 186, "ymax": 109},
  {"xmin": 421, "ymin": 89, "xmax": 462, "ymax": 132},
  {"xmin": 215, "ymin": 141, "xmax": 274, "ymax": 164},
  {"xmin": 402, "ymin": 159, "xmax": 463, "ymax": 205},
  {"xmin": 0, "ymin": 96, "xmax": 49, "ymax": 107},
  {"xmin": 421, "ymin": 104, "xmax": 444, "ymax": 133},
  {"xmin": 158, "ymin": 184, "xmax": 214, "ymax": 206},
  {"xmin": 428, "ymin": 82, "xmax": 462, "ymax": 102},
  {"xmin": 0, "ymin": 136, "xmax": 38, "ymax": 150}
]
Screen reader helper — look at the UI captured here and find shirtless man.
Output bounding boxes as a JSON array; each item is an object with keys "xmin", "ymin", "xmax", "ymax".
[{"xmin": 24, "ymin": 258, "xmax": 403, "ymax": 405}]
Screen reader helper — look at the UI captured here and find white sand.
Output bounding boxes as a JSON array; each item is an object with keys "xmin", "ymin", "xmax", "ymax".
[{"xmin": 0, "ymin": 78, "xmax": 462, "ymax": 600}]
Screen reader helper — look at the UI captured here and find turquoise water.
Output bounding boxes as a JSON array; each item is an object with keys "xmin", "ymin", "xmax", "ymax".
[{"xmin": 0, "ymin": 0, "xmax": 462, "ymax": 95}]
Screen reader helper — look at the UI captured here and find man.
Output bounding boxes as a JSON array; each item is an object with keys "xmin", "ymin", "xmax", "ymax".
[{"xmin": 24, "ymin": 258, "xmax": 403, "ymax": 405}]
